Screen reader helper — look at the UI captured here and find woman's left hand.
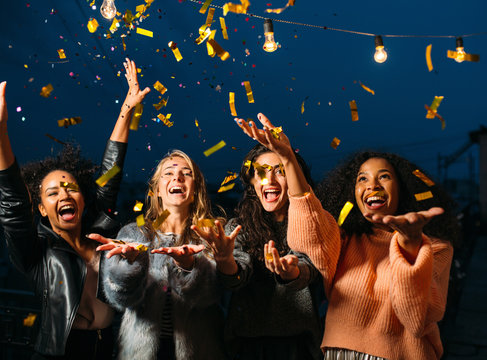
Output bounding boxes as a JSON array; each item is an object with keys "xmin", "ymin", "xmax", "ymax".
[
  {"xmin": 151, "ymin": 244, "xmax": 205, "ymax": 271},
  {"xmin": 264, "ymin": 240, "xmax": 300, "ymax": 281},
  {"xmin": 235, "ymin": 113, "xmax": 294, "ymax": 160},
  {"xmin": 122, "ymin": 58, "xmax": 151, "ymax": 110},
  {"xmin": 365, "ymin": 207, "xmax": 444, "ymax": 260}
]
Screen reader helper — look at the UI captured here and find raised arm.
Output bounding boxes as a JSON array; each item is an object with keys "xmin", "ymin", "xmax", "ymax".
[{"xmin": 0, "ymin": 82, "xmax": 14, "ymax": 170}]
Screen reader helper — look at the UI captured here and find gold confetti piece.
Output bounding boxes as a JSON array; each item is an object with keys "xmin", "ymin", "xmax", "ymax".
[
  {"xmin": 96, "ymin": 164, "xmax": 121, "ymax": 187},
  {"xmin": 57, "ymin": 49, "xmax": 66, "ymax": 59},
  {"xmin": 414, "ymin": 191, "xmax": 433, "ymax": 201},
  {"xmin": 220, "ymin": 172, "xmax": 238, "ymax": 186},
  {"xmin": 23, "ymin": 313, "xmax": 37, "ymax": 327},
  {"xmin": 195, "ymin": 26, "xmax": 212, "ymax": 45},
  {"xmin": 337, "ymin": 201, "xmax": 354, "ymax": 227},
  {"xmin": 136, "ymin": 27, "xmax": 153, "ymax": 37},
  {"xmin": 136, "ymin": 4, "xmax": 146, "ymax": 13},
  {"xmin": 207, "ymin": 38, "xmax": 230, "ymax": 61},
  {"xmin": 269, "ymin": 126, "xmax": 282, "ymax": 140},
  {"xmin": 122, "ymin": 38, "xmax": 127, "ymax": 51},
  {"xmin": 168, "ymin": 41, "xmax": 183, "ymax": 62},
  {"xmin": 424, "ymin": 105, "xmax": 446, "ymax": 130},
  {"xmin": 197, "ymin": 218, "xmax": 216, "ymax": 227},
  {"xmin": 129, "ymin": 103, "xmax": 143, "ymax": 131},
  {"xmin": 425, "ymin": 96, "xmax": 443, "ymax": 118},
  {"xmin": 45, "ymin": 133, "xmax": 66, "ymax": 145},
  {"xmin": 278, "ymin": 163, "xmax": 285, "ymax": 176},
  {"xmin": 204, "ymin": 140, "xmax": 226, "ymax": 157},
  {"xmin": 133, "ymin": 200, "xmax": 144, "ymax": 212},
  {"xmin": 413, "ymin": 169, "xmax": 435, "ymax": 187},
  {"xmin": 243, "ymin": 81, "xmax": 254, "ymax": 103},
  {"xmin": 349, "ymin": 100, "xmax": 359, "ymax": 121},
  {"xmin": 265, "ymin": 0, "xmax": 295, "ymax": 13},
  {"xmin": 265, "ymin": 252, "xmax": 273, "ymax": 261},
  {"xmin": 135, "ymin": 244, "xmax": 148, "ymax": 252},
  {"xmin": 123, "ymin": 10, "xmax": 135, "ymax": 28},
  {"xmin": 447, "ymin": 50, "xmax": 480, "ymax": 63},
  {"xmin": 206, "ymin": 30, "xmax": 217, "ymax": 57},
  {"xmin": 136, "ymin": 214, "xmax": 145, "ymax": 227},
  {"xmin": 219, "ymin": 17, "xmax": 229, "ymax": 40},
  {"xmin": 153, "ymin": 97, "xmax": 168, "ymax": 110},
  {"xmin": 148, "ymin": 190, "xmax": 154, "ymax": 197},
  {"xmin": 153, "ymin": 81, "xmax": 167, "ymax": 95},
  {"xmin": 87, "ymin": 18, "xmax": 99, "ymax": 33},
  {"xmin": 199, "ymin": 0, "xmax": 212, "ymax": 13},
  {"xmin": 153, "ymin": 209, "xmax": 170, "ymax": 228},
  {"xmin": 301, "ymin": 100, "xmax": 305, "ymax": 114},
  {"xmin": 359, "ymin": 81, "xmax": 375, "ymax": 95},
  {"xmin": 157, "ymin": 113, "xmax": 173, "ymax": 127},
  {"xmin": 112, "ymin": 239, "xmax": 126, "ymax": 244},
  {"xmin": 244, "ymin": 160, "xmax": 252, "ymax": 173},
  {"xmin": 206, "ymin": 7, "xmax": 215, "ymax": 27},
  {"xmin": 60, "ymin": 182, "xmax": 79, "ymax": 192},
  {"xmin": 426, "ymin": 44, "xmax": 433, "ymax": 72},
  {"xmin": 57, "ymin": 117, "xmax": 82, "ymax": 128},
  {"xmin": 89, "ymin": 0, "xmax": 95, "ymax": 6},
  {"xmin": 330, "ymin": 137, "xmax": 340, "ymax": 149},
  {"xmin": 40, "ymin": 84, "xmax": 54, "ymax": 98},
  {"xmin": 195, "ymin": 119, "xmax": 200, "ymax": 127},
  {"xmin": 229, "ymin": 92, "xmax": 237, "ymax": 116},
  {"xmin": 109, "ymin": 18, "xmax": 120, "ymax": 33},
  {"xmin": 222, "ymin": 0, "xmax": 250, "ymax": 16},
  {"xmin": 218, "ymin": 182, "xmax": 236, "ymax": 193}
]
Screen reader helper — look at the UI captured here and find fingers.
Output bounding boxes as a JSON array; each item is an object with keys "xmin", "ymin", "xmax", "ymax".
[
  {"xmin": 141, "ymin": 87, "xmax": 151, "ymax": 96},
  {"xmin": 86, "ymin": 233, "xmax": 113, "ymax": 244},
  {"xmin": 257, "ymin": 113, "xmax": 275, "ymax": 129},
  {"xmin": 0, "ymin": 81, "xmax": 6, "ymax": 98},
  {"xmin": 95, "ymin": 244, "xmax": 117, "ymax": 252},
  {"xmin": 234, "ymin": 118, "xmax": 254, "ymax": 139}
]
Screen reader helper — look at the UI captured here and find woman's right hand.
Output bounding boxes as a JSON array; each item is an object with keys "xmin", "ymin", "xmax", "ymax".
[
  {"xmin": 122, "ymin": 58, "xmax": 151, "ymax": 111},
  {"xmin": 87, "ymin": 233, "xmax": 141, "ymax": 262}
]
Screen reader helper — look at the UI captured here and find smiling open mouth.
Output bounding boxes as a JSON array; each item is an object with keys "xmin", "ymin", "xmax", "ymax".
[
  {"xmin": 59, "ymin": 205, "xmax": 76, "ymax": 221},
  {"xmin": 169, "ymin": 186, "xmax": 184, "ymax": 194},
  {"xmin": 365, "ymin": 190, "xmax": 386, "ymax": 208},
  {"xmin": 264, "ymin": 188, "xmax": 280, "ymax": 201}
]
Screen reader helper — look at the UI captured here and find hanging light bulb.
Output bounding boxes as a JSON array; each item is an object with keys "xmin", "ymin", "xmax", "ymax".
[
  {"xmin": 263, "ymin": 19, "xmax": 278, "ymax": 53},
  {"xmin": 373, "ymin": 35, "xmax": 388, "ymax": 63},
  {"xmin": 100, "ymin": 0, "xmax": 117, "ymax": 20},
  {"xmin": 453, "ymin": 37, "xmax": 466, "ymax": 63}
]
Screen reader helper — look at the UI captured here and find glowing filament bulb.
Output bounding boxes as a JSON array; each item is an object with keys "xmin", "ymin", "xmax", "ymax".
[
  {"xmin": 100, "ymin": 0, "xmax": 117, "ymax": 20},
  {"xmin": 374, "ymin": 35, "xmax": 388, "ymax": 63},
  {"xmin": 263, "ymin": 19, "xmax": 278, "ymax": 53},
  {"xmin": 454, "ymin": 37, "xmax": 466, "ymax": 63}
]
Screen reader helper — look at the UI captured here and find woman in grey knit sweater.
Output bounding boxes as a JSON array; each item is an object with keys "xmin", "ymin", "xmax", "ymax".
[{"xmin": 88, "ymin": 150, "xmax": 230, "ymax": 360}]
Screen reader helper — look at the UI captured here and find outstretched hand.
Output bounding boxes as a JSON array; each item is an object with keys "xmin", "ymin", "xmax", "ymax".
[
  {"xmin": 151, "ymin": 244, "xmax": 205, "ymax": 271},
  {"xmin": 122, "ymin": 58, "xmax": 151, "ymax": 110},
  {"xmin": 234, "ymin": 113, "xmax": 294, "ymax": 160},
  {"xmin": 191, "ymin": 220, "xmax": 241, "ymax": 263},
  {"xmin": 88, "ymin": 233, "xmax": 141, "ymax": 262},
  {"xmin": 264, "ymin": 240, "xmax": 300, "ymax": 281},
  {"xmin": 364, "ymin": 207, "xmax": 444, "ymax": 260}
]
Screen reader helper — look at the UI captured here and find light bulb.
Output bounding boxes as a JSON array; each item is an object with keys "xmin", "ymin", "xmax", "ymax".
[
  {"xmin": 263, "ymin": 19, "xmax": 278, "ymax": 53},
  {"xmin": 374, "ymin": 35, "xmax": 388, "ymax": 63},
  {"xmin": 454, "ymin": 37, "xmax": 465, "ymax": 63},
  {"xmin": 100, "ymin": 0, "xmax": 117, "ymax": 20}
]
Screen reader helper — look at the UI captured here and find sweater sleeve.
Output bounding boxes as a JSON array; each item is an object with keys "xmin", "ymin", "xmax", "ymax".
[
  {"xmin": 389, "ymin": 233, "xmax": 453, "ymax": 337},
  {"xmin": 286, "ymin": 191, "xmax": 341, "ymax": 294},
  {"xmin": 100, "ymin": 223, "xmax": 149, "ymax": 311}
]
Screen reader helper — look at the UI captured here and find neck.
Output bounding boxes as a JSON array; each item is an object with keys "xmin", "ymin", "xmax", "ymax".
[
  {"xmin": 160, "ymin": 207, "xmax": 190, "ymax": 234},
  {"xmin": 54, "ymin": 226, "xmax": 95, "ymax": 261}
]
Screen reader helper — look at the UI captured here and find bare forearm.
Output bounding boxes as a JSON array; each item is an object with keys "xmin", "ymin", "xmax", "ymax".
[
  {"xmin": 109, "ymin": 106, "xmax": 133, "ymax": 143},
  {"xmin": 0, "ymin": 134, "xmax": 15, "ymax": 170}
]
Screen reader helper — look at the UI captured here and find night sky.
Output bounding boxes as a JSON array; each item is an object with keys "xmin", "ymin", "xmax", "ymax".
[{"xmin": 1, "ymin": 0, "xmax": 486, "ymax": 191}]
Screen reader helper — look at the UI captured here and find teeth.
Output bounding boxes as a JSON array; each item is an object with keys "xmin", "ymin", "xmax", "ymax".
[
  {"xmin": 169, "ymin": 186, "xmax": 184, "ymax": 194},
  {"xmin": 59, "ymin": 205, "xmax": 74, "ymax": 211},
  {"xmin": 264, "ymin": 189, "xmax": 280, "ymax": 193},
  {"xmin": 366, "ymin": 196, "xmax": 385, "ymax": 204}
]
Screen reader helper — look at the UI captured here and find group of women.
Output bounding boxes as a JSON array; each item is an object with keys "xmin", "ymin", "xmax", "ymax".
[{"xmin": 0, "ymin": 58, "xmax": 458, "ymax": 360}]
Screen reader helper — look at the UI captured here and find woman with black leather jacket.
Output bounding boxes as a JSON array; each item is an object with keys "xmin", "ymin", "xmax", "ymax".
[{"xmin": 0, "ymin": 58, "xmax": 150, "ymax": 359}]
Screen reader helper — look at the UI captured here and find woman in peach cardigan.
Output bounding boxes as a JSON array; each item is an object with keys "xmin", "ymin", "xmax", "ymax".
[{"xmin": 235, "ymin": 114, "xmax": 458, "ymax": 360}]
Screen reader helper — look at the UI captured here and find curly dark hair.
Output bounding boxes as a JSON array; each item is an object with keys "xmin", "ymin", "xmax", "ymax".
[
  {"xmin": 20, "ymin": 143, "xmax": 99, "ymax": 217},
  {"xmin": 316, "ymin": 150, "xmax": 459, "ymax": 244},
  {"xmin": 234, "ymin": 143, "xmax": 315, "ymax": 261}
]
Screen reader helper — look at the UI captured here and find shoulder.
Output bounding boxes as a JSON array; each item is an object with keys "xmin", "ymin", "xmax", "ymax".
[{"xmin": 118, "ymin": 223, "xmax": 149, "ymax": 243}]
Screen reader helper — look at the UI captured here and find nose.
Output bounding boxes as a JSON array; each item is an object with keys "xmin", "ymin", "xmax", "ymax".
[
  {"xmin": 59, "ymin": 187, "xmax": 72, "ymax": 199},
  {"xmin": 173, "ymin": 172, "xmax": 184, "ymax": 182},
  {"xmin": 367, "ymin": 178, "xmax": 381, "ymax": 190}
]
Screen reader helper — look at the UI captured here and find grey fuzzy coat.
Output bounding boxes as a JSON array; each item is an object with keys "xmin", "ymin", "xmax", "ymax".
[{"xmin": 101, "ymin": 223, "xmax": 226, "ymax": 360}]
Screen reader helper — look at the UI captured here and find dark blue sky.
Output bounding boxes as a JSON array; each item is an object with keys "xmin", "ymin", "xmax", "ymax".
[{"xmin": 1, "ymin": 0, "xmax": 486, "ymax": 187}]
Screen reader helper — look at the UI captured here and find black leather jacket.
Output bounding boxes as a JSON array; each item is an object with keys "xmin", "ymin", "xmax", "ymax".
[{"xmin": 0, "ymin": 140, "xmax": 127, "ymax": 356}]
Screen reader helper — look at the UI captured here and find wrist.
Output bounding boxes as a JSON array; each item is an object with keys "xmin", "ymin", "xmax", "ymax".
[{"xmin": 216, "ymin": 256, "xmax": 238, "ymax": 275}]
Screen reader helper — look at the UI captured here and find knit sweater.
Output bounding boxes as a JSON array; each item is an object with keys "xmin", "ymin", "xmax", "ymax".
[{"xmin": 286, "ymin": 191, "xmax": 453, "ymax": 360}]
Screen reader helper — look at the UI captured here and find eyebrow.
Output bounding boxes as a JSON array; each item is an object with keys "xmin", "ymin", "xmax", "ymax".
[
  {"xmin": 44, "ymin": 186, "xmax": 60, "ymax": 193},
  {"xmin": 357, "ymin": 169, "xmax": 391, "ymax": 176},
  {"xmin": 163, "ymin": 165, "xmax": 192, "ymax": 171}
]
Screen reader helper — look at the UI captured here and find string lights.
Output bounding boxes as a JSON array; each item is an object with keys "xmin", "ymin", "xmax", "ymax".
[
  {"xmin": 373, "ymin": 35, "xmax": 387, "ymax": 63},
  {"xmin": 100, "ymin": 0, "xmax": 117, "ymax": 20},
  {"xmin": 263, "ymin": 19, "xmax": 278, "ymax": 52}
]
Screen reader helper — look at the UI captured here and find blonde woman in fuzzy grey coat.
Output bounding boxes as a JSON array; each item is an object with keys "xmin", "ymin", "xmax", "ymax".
[{"xmin": 89, "ymin": 150, "xmax": 239, "ymax": 360}]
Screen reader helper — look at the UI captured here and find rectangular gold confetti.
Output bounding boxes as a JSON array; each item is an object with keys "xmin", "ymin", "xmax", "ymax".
[
  {"xmin": 40, "ymin": 84, "xmax": 54, "ymax": 98},
  {"xmin": 136, "ymin": 214, "xmax": 145, "ymax": 227},
  {"xmin": 168, "ymin": 41, "xmax": 183, "ymax": 62},
  {"xmin": 218, "ymin": 182, "xmax": 236, "ymax": 193},
  {"xmin": 359, "ymin": 81, "xmax": 375, "ymax": 95},
  {"xmin": 229, "ymin": 92, "xmax": 237, "ymax": 116},
  {"xmin": 414, "ymin": 191, "xmax": 433, "ymax": 201},
  {"xmin": 109, "ymin": 18, "xmax": 120, "ymax": 33},
  {"xmin": 330, "ymin": 137, "xmax": 340, "ymax": 149},
  {"xmin": 426, "ymin": 96, "xmax": 443, "ymax": 119},
  {"xmin": 206, "ymin": 7, "xmax": 215, "ymax": 27},
  {"xmin": 219, "ymin": 17, "xmax": 229, "ymax": 40},
  {"xmin": 57, "ymin": 117, "xmax": 82, "ymax": 128},
  {"xmin": 301, "ymin": 100, "xmax": 305, "ymax": 114},
  {"xmin": 153, "ymin": 81, "xmax": 167, "ymax": 95},
  {"xmin": 153, "ymin": 209, "xmax": 170, "ymax": 228},
  {"xmin": 195, "ymin": 26, "xmax": 212, "ymax": 45},
  {"xmin": 153, "ymin": 97, "xmax": 168, "ymax": 110},
  {"xmin": 23, "ymin": 313, "xmax": 37, "ymax": 327},
  {"xmin": 199, "ymin": 0, "xmax": 212, "ymax": 14},
  {"xmin": 135, "ymin": 244, "xmax": 148, "ymax": 252},
  {"xmin": 222, "ymin": 0, "xmax": 250, "ymax": 16},
  {"xmin": 129, "ymin": 103, "xmax": 143, "ymax": 130},
  {"xmin": 136, "ymin": 27, "xmax": 153, "ymax": 37},
  {"xmin": 337, "ymin": 201, "xmax": 354, "ymax": 226},
  {"xmin": 220, "ymin": 172, "xmax": 237, "ymax": 186},
  {"xmin": 197, "ymin": 218, "xmax": 216, "ymax": 227},
  {"xmin": 413, "ymin": 169, "xmax": 435, "ymax": 187},
  {"xmin": 133, "ymin": 200, "xmax": 144, "ymax": 212},
  {"xmin": 243, "ymin": 81, "xmax": 254, "ymax": 103},
  {"xmin": 57, "ymin": 49, "xmax": 66, "ymax": 59},
  {"xmin": 265, "ymin": 0, "xmax": 295, "ymax": 13},
  {"xmin": 60, "ymin": 182, "xmax": 79, "ymax": 192},
  {"xmin": 157, "ymin": 113, "xmax": 173, "ymax": 127},
  {"xmin": 204, "ymin": 140, "xmax": 226, "ymax": 157},
  {"xmin": 447, "ymin": 50, "xmax": 480, "ymax": 62},
  {"xmin": 207, "ymin": 38, "xmax": 230, "ymax": 61},
  {"xmin": 349, "ymin": 100, "xmax": 358, "ymax": 121},
  {"xmin": 426, "ymin": 44, "xmax": 433, "ymax": 72},
  {"xmin": 87, "ymin": 18, "xmax": 99, "ymax": 33},
  {"xmin": 270, "ymin": 126, "xmax": 282, "ymax": 140},
  {"xmin": 96, "ymin": 164, "xmax": 121, "ymax": 187}
]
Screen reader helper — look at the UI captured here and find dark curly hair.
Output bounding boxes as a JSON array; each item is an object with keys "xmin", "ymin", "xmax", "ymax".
[
  {"xmin": 20, "ymin": 143, "xmax": 99, "ymax": 218},
  {"xmin": 234, "ymin": 143, "xmax": 315, "ymax": 261},
  {"xmin": 316, "ymin": 150, "xmax": 459, "ymax": 244}
]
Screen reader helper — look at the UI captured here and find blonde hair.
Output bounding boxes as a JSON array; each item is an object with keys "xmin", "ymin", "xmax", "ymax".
[{"xmin": 143, "ymin": 150, "xmax": 213, "ymax": 247}]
